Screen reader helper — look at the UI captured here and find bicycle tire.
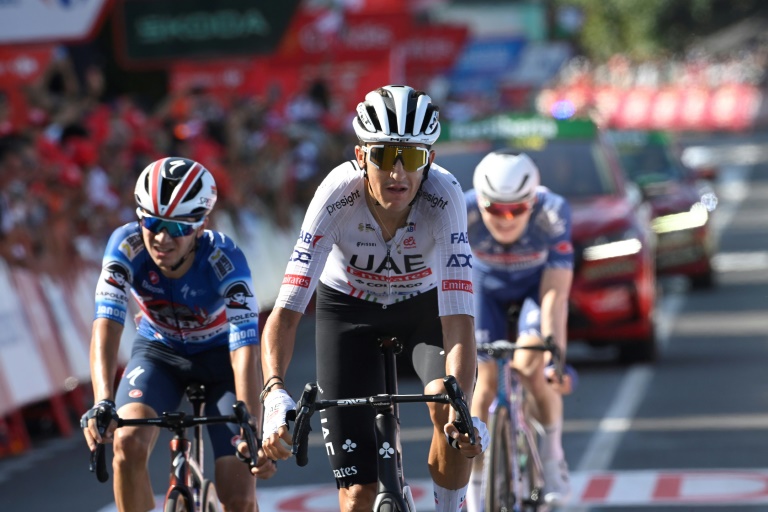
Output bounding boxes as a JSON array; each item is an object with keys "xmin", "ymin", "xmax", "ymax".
[
  {"xmin": 165, "ymin": 488, "xmax": 193, "ymax": 512},
  {"xmin": 517, "ymin": 423, "xmax": 542, "ymax": 512},
  {"xmin": 485, "ymin": 404, "xmax": 516, "ymax": 512},
  {"xmin": 200, "ymin": 479, "xmax": 221, "ymax": 512}
]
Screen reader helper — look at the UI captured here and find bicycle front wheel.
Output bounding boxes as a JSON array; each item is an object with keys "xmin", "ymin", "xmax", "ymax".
[
  {"xmin": 200, "ymin": 479, "xmax": 221, "ymax": 512},
  {"xmin": 165, "ymin": 488, "xmax": 193, "ymax": 512},
  {"xmin": 485, "ymin": 404, "xmax": 515, "ymax": 512}
]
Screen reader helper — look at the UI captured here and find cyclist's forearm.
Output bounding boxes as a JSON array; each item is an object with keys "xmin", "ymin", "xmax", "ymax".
[
  {"xmin": 260, "ymin": 307, "xmax": 302, "ymax": 392},
  {"xmin": 540, "ymin": 268, "xmax": 572, "ymax": 351},
  {"xmin": 440, "ymin": 314, "xmax": 477, "ymax": 406},
  {"xmin": 231, "ymin": 344, "xmax": 262, "ymax": 428},
  {"xmin": 89, "ymin": 318, "xmax": 123, "ymax": 402}
]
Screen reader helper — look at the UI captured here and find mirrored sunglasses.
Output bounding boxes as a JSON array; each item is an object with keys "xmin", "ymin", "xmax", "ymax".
[
  {"xmin": 481, "ymin": 200, "xmax": 532, "ymax": 219},
  {"xmin": 137, "ymin": 210, "xmax": 203, "ymax": 237},
  {"xmin": 363, "ymin": 145, "xmax": 430, "ymax": 172}
]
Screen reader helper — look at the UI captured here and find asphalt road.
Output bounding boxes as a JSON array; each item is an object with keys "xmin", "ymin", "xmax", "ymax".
[{"xmin": 1, "ymin": 134, "xmax": 767, "ymax": 511}]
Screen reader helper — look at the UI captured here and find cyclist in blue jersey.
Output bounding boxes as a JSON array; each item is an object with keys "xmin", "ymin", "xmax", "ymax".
[
  {"xmin": 81, "ymin": 157, "xmax": 275, "ymax": 512},
  {"xmin": 465, "ymin": 151, "xmax": 575, "ymax": 510}
]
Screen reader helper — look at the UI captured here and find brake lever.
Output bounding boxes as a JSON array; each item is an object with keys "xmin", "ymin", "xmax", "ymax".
[
  {"xmin": 233, "ymin": 401, "xmax": 259, "ymax": 471},
  {"xmin": 291, "ymin": 382, "xmax": 318, "ymax": 467},
  {"xmin": 442, "ymin": 375, "xmax": 476, "ymax": 446}
]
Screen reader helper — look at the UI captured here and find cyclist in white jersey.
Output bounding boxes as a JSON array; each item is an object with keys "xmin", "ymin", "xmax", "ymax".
[{"xmin": 260, "ymin": 85, "xmax": 489, "ymax": 512}]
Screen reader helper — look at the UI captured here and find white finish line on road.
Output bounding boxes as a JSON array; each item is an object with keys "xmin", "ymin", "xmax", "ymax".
[{"xmin": 96, "ymin": 469, "xmax": 768, "ymax": 511}]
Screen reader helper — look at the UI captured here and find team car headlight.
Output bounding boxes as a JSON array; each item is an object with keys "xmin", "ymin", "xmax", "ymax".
[
  {"xmin": 582, "ymin": 229, "xmax": 643, "ymax": 261},
  {"xmin": 652, "ymin": 202, "xmax": 709, "ymax": 234}
]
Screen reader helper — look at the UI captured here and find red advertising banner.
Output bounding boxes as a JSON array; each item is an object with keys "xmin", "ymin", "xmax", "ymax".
[
  {"xmin": 537, "ymin": 84, "xmax": 763, "ymax": 132},
  {"xmin": 402, "ymin": 24, "xmax": 469, "ymax": 76},
  {"xmin": 0, "ymin": 44, "xmax": 55, "ymax": 131},
  {"xmin": 276, "ymin": 10, "xmax": 412, "ymax": 65}
]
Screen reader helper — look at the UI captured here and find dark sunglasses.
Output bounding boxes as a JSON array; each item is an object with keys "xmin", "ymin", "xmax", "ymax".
[
  {"xmin": 137, "ymin": 209, "xmax": 203, "ymax": 237},
  {"xmin": 362, "ymin": 145, "xmax": 430, "ymax": 172},
  {"xmin": 481, "ymin": 200, "xmax": 532, "ymax": 219}
]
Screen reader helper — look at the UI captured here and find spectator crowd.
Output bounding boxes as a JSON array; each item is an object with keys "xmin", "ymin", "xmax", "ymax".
[{"xmin": 0, "ymin": 47, "xmax": 349, "ymax": 275}]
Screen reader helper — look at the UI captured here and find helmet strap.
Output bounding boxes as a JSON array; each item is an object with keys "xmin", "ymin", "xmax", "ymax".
[{"xmin": 170, "ymin": 239, "xmax": 197, "ymax": 272}]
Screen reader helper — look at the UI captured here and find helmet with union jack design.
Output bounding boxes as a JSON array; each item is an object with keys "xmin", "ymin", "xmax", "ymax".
[{"xmin": 135, "ymin": 157, "xmax": 217, "ymax": 219}]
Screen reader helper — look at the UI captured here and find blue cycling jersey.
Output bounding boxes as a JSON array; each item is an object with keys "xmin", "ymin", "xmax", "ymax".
[
  {"xmin": 466, "ymin": 187, "xmax": 573, "ymax": 343},
  {"xmin": 94, "ymin": 222, "xmax": 260, "ymax": 355}
]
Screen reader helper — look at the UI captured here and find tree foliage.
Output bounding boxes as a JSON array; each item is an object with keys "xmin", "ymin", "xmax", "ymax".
[{"xmin": 555, "ymin": 0, "xmax": 768, "ymax": 61}]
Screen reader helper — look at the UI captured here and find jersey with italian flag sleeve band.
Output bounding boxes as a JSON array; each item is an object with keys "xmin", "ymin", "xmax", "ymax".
[
  {"xmin": 275, "ymin": 160, "xmax": 474, "ymax": 317},
  {"xmin": 93, "ymin": 223, "xmax": 260, "ymax": 355}
]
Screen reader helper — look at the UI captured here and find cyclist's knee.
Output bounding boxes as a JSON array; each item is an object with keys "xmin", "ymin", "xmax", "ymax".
[
  {"xmin": 219, "ymin": 493, "xmax": 255, "ymax": 512},
  {"xmin": 339, "ymin": 484, "xmax": 376, "ymax": 511},
  {"xmin": 113, "ymin": 429, "xmax": 152, "ymax": 468}
]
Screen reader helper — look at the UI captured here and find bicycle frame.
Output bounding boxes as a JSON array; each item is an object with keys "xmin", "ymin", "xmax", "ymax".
[
  {"xmin": 480, "ymin": 339, "xmax": 561, "ymax": 512},
  {"xmin": 88, "ymin": 387, "xmax": 259, "ymax": 512},
  {"xmin": 290, "ymin": 336, "xmax": 475, "ymax": 512}
]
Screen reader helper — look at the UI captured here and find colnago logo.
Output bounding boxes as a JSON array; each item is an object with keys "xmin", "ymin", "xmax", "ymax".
[
  {"xmin": 326, "ymin": 189, "xmax": 361, "ymax": 215},
  {"xmin": 283, "ymin": 274, "xmax": 311, "ymax": 288},
  {"xmin": 442, "ymin": 280, "xmax": 473, "ymax": 293},
  {"xmin": 418, "ymin": 190, "xmax": 448, "ymax": 209},
  {"xmin": 338, "ymin": 399, "xmax": 367, "ymax": 405}
]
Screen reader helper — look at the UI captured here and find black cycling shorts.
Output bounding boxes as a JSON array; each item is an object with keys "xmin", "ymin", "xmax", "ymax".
[
  {"xmin": 115, "ymin": 337, "xmax": 240, "ymax": 460},
  {"xmin": 315, "ymin": 282, "xmax": 446, "ymax": 488}
]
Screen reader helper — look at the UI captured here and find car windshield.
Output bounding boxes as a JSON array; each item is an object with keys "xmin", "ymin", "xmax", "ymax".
[
  {"xmin": 524, "ymin": 140, "xmax": 618, "ymax": 199},
  {"xmin": 616, "ymin": 144, "xmax": 685, "ymax": 185}
]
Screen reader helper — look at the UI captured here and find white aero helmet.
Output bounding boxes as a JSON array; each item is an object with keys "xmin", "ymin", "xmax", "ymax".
[
  {"xmin": 135, "ymin": 157, "xmax": 217, "ymax": 219},
  {"xmin": 353, "ymin": 85, "xmax": 441, "ymax": 145},
  {"xmin": 473, "ymin": 151, "xmax": 540, "ymax": 203}
]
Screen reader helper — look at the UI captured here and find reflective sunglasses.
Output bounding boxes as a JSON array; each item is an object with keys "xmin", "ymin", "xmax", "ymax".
[
  {"xmin": 137, "ymin": 209, "xmax": 204, "ymax": 237},
  {"xmin": 362, "ymin": 145, "xmax": 430, "ymax": 172},
  {"xmin": 481, "ymin": 199, "xmax": 533, "ymax": 219}
]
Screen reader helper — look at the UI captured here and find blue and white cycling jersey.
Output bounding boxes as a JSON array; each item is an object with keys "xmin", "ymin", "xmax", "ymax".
[
  {"xmin": 466, "ymin": 186, "xmax": 573, "ymax": 344},
  {"xmin": 94, "ymin": 223, "xmax": 260, "ymax": 355}
]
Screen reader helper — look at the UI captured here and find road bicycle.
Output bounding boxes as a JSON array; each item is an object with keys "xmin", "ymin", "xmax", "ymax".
[
  {"xmin": 86, "ymin": 384, "xmax": 260, "ymax": 512},
  {"xmin": 477, "ymin": 336, "xmax": 563, "ymax": 512},
  {"xmin": 289, "ymin": 336, "xmax": 476, "ymax": 512}
]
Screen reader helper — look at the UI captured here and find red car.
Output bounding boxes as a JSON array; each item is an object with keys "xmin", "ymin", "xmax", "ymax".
[
  {"xmin": 609, "ymin": 130, "xmax": 717, "ymax": 289},
  {"xmin": 440, "ymin": 115, "xmax": 658, "ymax": 362}
]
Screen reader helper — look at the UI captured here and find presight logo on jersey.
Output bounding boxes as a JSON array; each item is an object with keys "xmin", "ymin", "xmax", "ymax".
[
  {"xmin": 224, "ymin": 281, "xmax": 253, "ymax": 310},
  {"xmin": 104, "ymin": 262, "xmax": 129, "ymax": 291},
  {"xmin": 209, "ymin": 248, "xmax": 234, "ymax": 280}
]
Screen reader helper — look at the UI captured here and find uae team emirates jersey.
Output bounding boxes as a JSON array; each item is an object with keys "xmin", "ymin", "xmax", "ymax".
[
  {"xmin": 276, "ymin": 160, "xmax": 474, "ymax": 317},
  {"xmin": 94, "ymin": 223, "xmax": 260, "ymax": 355}
]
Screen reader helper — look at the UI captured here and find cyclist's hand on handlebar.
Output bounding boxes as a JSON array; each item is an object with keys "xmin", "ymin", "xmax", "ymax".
[
  {"xmin": 545, "ymin": 363, "xmax": 577, "ymax": 395},
  {"xmin": 444, "ymin": 416, "xmax": 489, "ymax": 459},
  {"xmin": 80, "ymin": 399, "xmax": 119, "ymax": 451},
  {"xmin": 237, "ymin": 441, "xmax": 278, "ymax": 479},
  {"xmin": 261, "ymin": 389, "xmax": 296, "ymax": 461}
]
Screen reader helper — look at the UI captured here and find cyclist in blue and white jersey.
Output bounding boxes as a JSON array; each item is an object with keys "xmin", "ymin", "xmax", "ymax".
[
  {"xmin": 81, "ymin": 157, "xmax": 275, "ymax": 512},
  {"xmin": 465, "ymin": 151, "xmax": 575, "ymax": 510},
  {"xmin": 260, "ymin": 85, "xmax": 489, "ymax": 512}
]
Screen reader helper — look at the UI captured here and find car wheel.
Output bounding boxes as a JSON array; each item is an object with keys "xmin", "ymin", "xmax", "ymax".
[{"xmin": 618, "ymin": 333, "xmax": 658, "ymax": 364}]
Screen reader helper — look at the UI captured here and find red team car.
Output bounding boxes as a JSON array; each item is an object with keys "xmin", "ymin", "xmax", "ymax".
[{"xmin": 609, "ymin": 130, "xmax": 717, "ymax": 289}]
